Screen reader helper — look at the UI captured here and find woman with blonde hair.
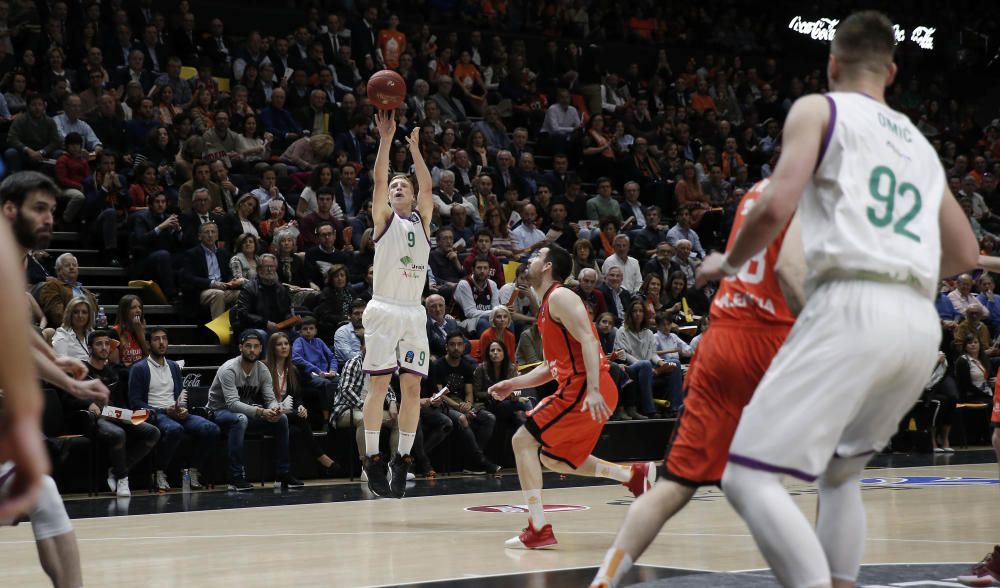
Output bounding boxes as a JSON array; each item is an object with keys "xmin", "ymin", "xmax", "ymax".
[
  {"xmin": 51, "ymin": 297, "xmax": 96, "ymax": 362},
  {"xmin": 281, "ymin": 133, "xmax": 335, "ymax": 172}
]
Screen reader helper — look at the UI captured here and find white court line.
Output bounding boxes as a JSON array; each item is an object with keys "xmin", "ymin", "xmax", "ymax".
[{"xmin": 359, "ymin": 563, "xmax": 717, "ymax": 588}]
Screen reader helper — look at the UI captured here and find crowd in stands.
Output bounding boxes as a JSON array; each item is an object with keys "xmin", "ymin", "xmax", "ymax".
[{"xmin": 4, "ymin": 0, "xmax": 998, "ymax": 491}]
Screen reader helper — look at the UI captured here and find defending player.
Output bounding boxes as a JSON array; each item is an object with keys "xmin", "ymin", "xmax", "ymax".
[
  {"xmin": 590, "ymin": 180, "xmax": 806, "ymax": 587},
  {"xmin": 488, "ymin": 246, "xmax": 655, "ymax": 550},
  {"xmin": 697, "ymin": 11, "xmax": 978, "ymax": 588},
  {"xmin": 360, "ymin": 110, "xmax": 435, "ymax": 498},
  {"xmin": 971, "ymin": 254, "xmax": 1000, "ymax": 482}
]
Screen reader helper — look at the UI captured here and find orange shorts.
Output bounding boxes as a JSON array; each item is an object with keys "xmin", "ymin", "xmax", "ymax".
[
  {"xmin": 525, "ymin": 371, "xmax": 618, "ymax": 468},
  {"xmin": 665, "ymin": 324, "xmax": 790, "ymax": 486},
  {"xmin": 992, "ymin": 379, "xmax": 999, "ymax": 426}
]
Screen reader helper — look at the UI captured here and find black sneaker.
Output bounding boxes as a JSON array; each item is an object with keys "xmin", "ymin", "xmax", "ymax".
[
  {"xmin": 388, "ymin": 454, "xmax": 414, "ymax": 498},
  {"xmin": 228, "ymin": 477, "xmax": 253, "ymax": 491},
  {"xmin": 482, "ymin": 459, "xmax": 501, "ymax": 475},
  {"xmin": 362, "ymin": 454, "xmax": 390, "ymax": 497},
  {"xmin": 276, "ymin": 473, "xmax": 305, "ymax": 489}
]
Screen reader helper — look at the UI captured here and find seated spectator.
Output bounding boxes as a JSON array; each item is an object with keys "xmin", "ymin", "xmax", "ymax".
[
  {"xmin": 640, "ymin": 274, "xmax": 666, "ymax": 326},
  {"xmin": 666, "ymin": 207, "xmax": 706, "ymax": 259},
  {"xmin": 498, "ymin": 262, "xmax": 540, "ymax": 331},
  {"xmin": 180, "ymin": 188, "xmax": 231, "ymax": 249},
  {"xmin": 128, "ymin": 161, "xmax": 166, "ymax": 212},
  {"xmin": 433, "ymin": 170, "xmax": 471, "ymax": 222},
  {"xmin": 53, "ymin": 133, "xmax": 89, "ymax": 223},
  {"xmin": 250, "ymin": 167, "xmax": 289, "ymax": 217},
  {"xmin": 305, "ymin": 222, "xmax": 351, "ymax": 287},
  {"xmin": 662, "ymin": 270, "xmax": 710, "ymax": 326},
  {"xmin": 230, "ymin": 233, "xmax": 261, "ymax": 281},
  {"xmin": 266, "ymin": 332, "xmax": 338, "ymax": 474},
  {"xmin": 87, "ymin": 94, "xmax": 128, "ymax": 155},
  {"xmin": 614, "ymin": 300, "xmax": 671, "ymax": 418},
  {"xmin": 474, "ymin": 340, "xmax": 532, "ymax": 430},
  {"xmin": 619, "ymin": 182, "xmax": 647, "ymax": 230},
  {"xmin": 446, "ymin": 203, "xmax": 475, "ymax": 250},
  {"xmin": 51, "ymin": 296, "xmax": 97, "ymax": 363},
  {"xmin": 631, "ymin": 205, "xmax": 667, "ymax": 262},
  {"xmin": 462, "ymin": 230, "xmax": 505, "ymax": 288},
  {"xmin": 954, "ymin": 335, "xmax": 994, "ymax": 401},
  {"xmin": 4, "ymin": 94, "xmax": 61, "ymax": 173},
  {"xmin": 128, "ymin": 192, "xmax": 183, "ymax": 303},
  {"xmin": 601, "ymin": 234, "xmax": 643, "ymax": 293},
  {"xmin": 595, "ymin": 311, "xmax": 640, "ymax": 420},
  {"xmin": 209, "ymin": 159, "xmax": 243, "ymax": 213},
  {"xmin": 299, "ymin": 188, "xmax": 346, "ymax": 250},
  {"xmin": 292, "ymin": 316, "xmax": 338, "ymax": 423},
  {"xmin": 569, "ymin": 238, "xmax": 602, "ymax": 286},
  {"xmin": 275, "ymin": 228, "xmax": 318, "ymax": 307},
  {"xmin": 207, "ymin": 331, "xmax": 303, "ymax": 490},
  {"xmin": 590, "ymin": 218, "xmax": 619, "ymax": 265},
  {"xmin": 333, "ymin": 299, "xmax": 365, "ymax": 365},
  {"xmin": 129, "ymin": 327, "xmax": 220, "ymax": 491},
  {"xmin": 113, "ymin": 295, "xmax": 148, "ymax": 369},
  {"xmin": 923, "ymin": 351, "xmax": 958, "ymax": 453},
  {"xmin": 671, "ymin": 239, "xmax": 701, "ymax": 289},
  {"xmin": 475, "ymin": 306, "xmax": 516, "ymax": 364},
  {"xmin": 229, "ymin": 193, "xmax": 262, "ymax": 240},
  {"xmin": 510, "ymin": 203, "xmax": 547, "ymax": 257},
  {"xmin": 540, "ymin": 88, "xmax": 582, "ymax": 154},
  {"xmin": 586, "ymin": 178, "xmax": 623, "ymax": 224},
  {"xmin": 178, "ymin": 161, "xmax": 224, "ymax": 213},
  {"xmin": 430, "ymin": 76, "xmax": 467, "ymax": 123},
  {"xmin": 454, "ymin": 255, "xmax": 500, "ymax": 335},
  {"xmin": 690, "ymin": 315, "xmax": 710, "ymax": 353},
  {"xmin": 180, "ymin": 222, "xmax": 242, "ymax": 318},
  {"xmin": 297, "ymin": 164, "xmax": 345, "ymax": 219},
  {"xmin": 126, "ymin": 98, "xmax": 159, "ymax": 153},
  {"xmin": 542, "ymin": 199, "xmax": 580, "ymax": 252},
  {"xmin": 978, "ymin": 274, "xmax": 1000, "ymax": 336},
  {"xmin": 425, "ymin": 293, "xmax": 464, "ymax": 359},
  {"xmin": 653, "ymin": 312, "xmax": 691, "ymax": 412},
  {"xmin": 260, "ymin": 88, "xmax": 304, "ymax": 152},
  {"xmin": 202, "ymin": 111, "xmax": 245, "ymax": 171},
  {"xmin": 335, "ymin": 162, "xmax": 369, "ymax": 220},
  {"xmin": 82, "ymin": 151, "xmax": 128, "ymax": 265},
  {"xmin": 232, "ymin": 255, "xmax": 294, "ymax": 345},
  {"xmin": 428, "ymin": 227, "xmax": 466, "ymax": 300},
  {"xmin": 599, "ymin": 266, "xmax": 632, "ymax": 326},
  {"xmin": 281, "ymin": 133, "xmax": 334, "ymax": 173},
  {"xmin": 482, "ymin": 206, "xmax": 516, "ymax": 258},
  {"xmin": 79, "ymin": 329, "xmax": 160, "ymax": 496},
  {"xmin": 643, "ymin": 241, "xmax": 681, "ymax": 287},
  {"xmin": 315, "ymin": 265, "xmax": 353, "ymax": 339},
  {"xmin": 572, "ymin": 268, "xmax": 608, "ymax": 319},
  {"xmin": 949, "ymin": 273, "xmax": 989, "ymax": 318},
  {"xmin": 38, "ymin": 253, "xmax": 98, "ymax": 328},
  {"xmin": 953, "ymin": 305, "xmax": 998, "ymax": 359},
  {"xmin": 429, "ymin": 333, "xmax": 499, "ymax": 473}
]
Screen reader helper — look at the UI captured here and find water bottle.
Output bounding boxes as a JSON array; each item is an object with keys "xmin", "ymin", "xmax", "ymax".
[
  {"xmin": 182, "ymin": 469, "xmax": 191, "ymax": 493},
  {"xmin": 96, "ymin": 305, "xmax": 108, "ymax": 329}
]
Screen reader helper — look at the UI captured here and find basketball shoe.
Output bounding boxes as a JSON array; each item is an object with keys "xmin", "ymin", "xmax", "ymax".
[
  {"xmin": 388, "ymin": 453, "xmax": 414, "ymax": 498},
  {"xmin": 959, "ymin": 545, "xmax": 1000, "ymax": 586},
  {"xmin": 362, "ymin": 454, "xmax": 390, "ymax": 497},
  {"xmin": 624, "ymin": 461, "xmax": 656, "ymax": 498},
  {"xmin": 504, "ymin": 518, "xmax": 557, "ymax": 549}
]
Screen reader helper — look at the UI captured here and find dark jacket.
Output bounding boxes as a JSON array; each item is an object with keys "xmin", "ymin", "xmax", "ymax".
[
  {"xmin": 128, "ymin": 357, "xmax": 184, "ymax": 410},
  {"xmin": 129, "ymin": 209, "xmax": 185, "ymax": 258},
  {"xmin": 598, "ymin": 283, "xmax": 633, "ymax": 326},
  {"xmin": 179, "ymin": 244, "xmax": 234, "ymax": 299},
  {"xmin": 426, "ymin": 315, "xmax": 463, "ymax": 357},
  {"xmin": 232, "ymin": 278, "xmax": 293, "ymax": 331}
]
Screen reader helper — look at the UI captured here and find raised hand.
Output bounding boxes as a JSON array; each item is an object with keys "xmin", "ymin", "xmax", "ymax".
[{"xmin": 374, "ymin": 109, "xmax": 396, "ymax": 140}]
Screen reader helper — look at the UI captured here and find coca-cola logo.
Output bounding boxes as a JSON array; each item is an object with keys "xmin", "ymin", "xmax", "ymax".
[
  {"xmin": 910, "ymin": 26, "xmax": 936, "ymax": 50},
  {"xmin": 182, "ymin": 374, "xmax": 201, "ymax": 388},
  {"xmin": 787, "ymin": 16, "xmax": 937, "ymax": 50}
]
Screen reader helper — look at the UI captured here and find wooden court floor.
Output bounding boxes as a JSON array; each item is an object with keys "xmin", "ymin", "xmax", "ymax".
[{"xmin": 0, "ymin": 458, "xmax": 996, "ymax": 587}]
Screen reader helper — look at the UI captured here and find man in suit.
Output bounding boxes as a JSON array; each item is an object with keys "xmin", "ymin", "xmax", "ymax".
[
  {"xmin": 296, "ymin": 89, "xmax": 335, "ymax": 137},
  {"xmin": 334, "ymin": 115, "xmax": 372, "ymax": 164},
  {"xmin": 103, "ymin": 24, "xmax": 134, "ymax": 70},
  {"xmin": 350, "ymin": 6, "xmax": 380, "ymax": 68},
  {"xmin": 137, "ymin": 24, "xmax": 168, "ymax": 74},
  {"xmin": 573, "ymin": 268, "xmax": 608, "ymax": 318},
  {"xmin": 114, "ymin": 50, "xmax": 156, "ymax": 95},
  {"xmin": 598, "ymin": 265, "xmax": 632, "ymax": 327},
  {"xmin": 430, "ymin": 76, "xmax": 467, "ymax": 123},
  {"xmin": 642, "ymin": 241, "xmax": 682, "ymax": 288},
  {"xmin": 541, "ymin": 153, "xmax": 570, "ymax": 197},
  {"xmin": 180, "ymin": 187, "xmax": 231, "ymax": 249},
  {"xmin": 448, "ymin": 149, "xmax": 479, "ymax": 196},
  {"xmin": 172, "ymin": 12, "xmax": 200, "ymax": 66},
  {"xmin": 180, "ymin": 222, "xmax": 242, "ymax": 318},
  {"xmin": 321, "ymin": 13, "xmax": 348, "ymax": 63},
  {"xmin": 129, "ymin": 191, "xmax": 183, "ymax": 302},
  {"xmin": 425, "ymin": 293, "xmax": 464, "ymax": 359},
  {"xmin": 490, "ymin": 150, "xmax": 526, "ymax": 198},
  {"xmin": 334, "ymin": 162, "xmax": 368, "ymax": 220}
]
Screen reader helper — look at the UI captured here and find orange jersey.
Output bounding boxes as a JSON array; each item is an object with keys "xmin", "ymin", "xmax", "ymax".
[
  {"xmin": 709, "ymin": 179, "xmax": 796, "ymax": 327},
  {"xmin": 537, "ymin": 284, "xmax": 610, "ymax": 387}
]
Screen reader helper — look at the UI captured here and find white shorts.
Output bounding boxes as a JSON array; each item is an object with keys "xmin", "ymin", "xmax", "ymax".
[
  {"xmin": 362, "ymin": 298, "xmax": 430, "ymax": 377},
  {"xmin": 0, "ymin": 461, "xmax": 73, "ymax": 540},
  {"xmin": 728, "ymin": 280, "xmax": 940, "ymax": 481}
]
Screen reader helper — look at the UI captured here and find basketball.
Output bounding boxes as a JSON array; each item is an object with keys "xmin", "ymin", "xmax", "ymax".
[{"xmin": 367, "ymin": 70, "xmax": 407, "ymax": 111}]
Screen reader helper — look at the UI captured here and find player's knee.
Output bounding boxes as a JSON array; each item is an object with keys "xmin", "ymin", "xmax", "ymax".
[{"xmin": 511, "ymin": 426, "xmax": 537, "ymax": 451}]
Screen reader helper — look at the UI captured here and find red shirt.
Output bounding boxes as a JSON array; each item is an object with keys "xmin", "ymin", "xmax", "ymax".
[
  {"xmin": 55, "ymin": 154, "xmax": 90, "ymax": 190},
  {"xmin": 537, "ymin": 284, "xmax": 610, "ymax": 388},
  {"xmin": 709, "ymin": 179, "xmax": 796, "ymax": 328}
]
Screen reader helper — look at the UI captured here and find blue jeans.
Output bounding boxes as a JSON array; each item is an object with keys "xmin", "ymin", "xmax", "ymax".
[
  {"xmin": 148, "ymin": 411, "xmax": 220, "ymax": 470},
  {"xmin": 213, "ymin": 409, "xmax": 290, "ymax": 480},
  {"xmin": 626, "ymin": 360, "xmax": 656, "ymax": 415},
  {"xmin": 661, "ymin": 360, "xmax": 685, "ymax": 410}
]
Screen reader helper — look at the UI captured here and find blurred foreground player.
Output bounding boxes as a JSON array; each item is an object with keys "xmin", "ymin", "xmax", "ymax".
[
  {"xmin": 590, "ymin": 179, "xmax": 806, "ymax": 587},
  {"xmin": 697, "ymin": 11, "xmax": 978, "ymax": 588},
  {"xmin": 488, "ymin": 246, "xmax": 655, "ymax": 550},
  {"xmin": 1, "ymin": 171, "xmax": 110, "ymax": 588}
]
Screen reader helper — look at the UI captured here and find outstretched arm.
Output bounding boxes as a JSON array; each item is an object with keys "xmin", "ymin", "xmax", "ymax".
[
  {"xmin": 406, "ymin": 126, "xmax": 435, "ymax": 227},
  {"xmin": 549, "ymin": 287, "xmax": 612, "ymax": 422},
  {"xmin": 371, "ymin": 110, "xmax": 396, "ymax": 233}
]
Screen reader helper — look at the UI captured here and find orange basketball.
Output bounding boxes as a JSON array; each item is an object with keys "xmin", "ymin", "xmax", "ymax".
[{"xmin": 367, "ymin": 70, "xmax": 407, "ymax": 111}]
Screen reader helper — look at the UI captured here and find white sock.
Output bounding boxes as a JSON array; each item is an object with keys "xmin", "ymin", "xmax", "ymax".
[
  {"xmin": 595, "ymin": 461, "xmax": 632, "ymax": 483},
  {"xmin": 523, "ymin": 489, "xmax": 546, "ymax": 527},
  {"xmin": 397, "ymin": 430, "xmax": 415, "ymax": 456},
  {"xmin": 593, "ymin": 547, "xmax": 633, "ymax": 587},
  {"xmin": 364, "ymin": 430, "xmax": 381, "ymax": 457}
]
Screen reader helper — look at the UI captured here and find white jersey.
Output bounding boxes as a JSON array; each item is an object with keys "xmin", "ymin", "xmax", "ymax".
[
  {"xmin": 801, "ymin": 92, "xmax": 945, "ymax": 299},
  {"xmin": 372, "ymin": 211, "xmax": 430, "ymax": 305}
]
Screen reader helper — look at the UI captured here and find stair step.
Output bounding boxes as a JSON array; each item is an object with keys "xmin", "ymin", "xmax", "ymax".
[
  {"xmin": 46, "ymin": 248, "xmax": 100, "ymax": 256},
  {"xmin": 169, "ymin": 344, "xmax": 228, "ymax": 354},
  {"xmin": 51, "ymin": 231, "xmax": 82, "ymax": 243},
  {"xmin": 100, "ymin": 304, "xmax": 174, "ymax": 316},
  {"xmin": 79, "ymin": 266, "xmax": 125, "ymax": 278}
]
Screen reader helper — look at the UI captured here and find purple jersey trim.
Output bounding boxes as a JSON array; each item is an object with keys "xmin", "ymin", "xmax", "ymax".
[
  {"xmin": 364, "ymin": 366, "xmax": 398, "ymax": 376},
  {"xmin": 398, "ymin": 366, "xmax": 428, "ymax": 379},
  {"xmin": 815, "ymin": 94, "xmax": 837, "ymax": 171},
  {"xmin": 372, "ymin": 212, "xmax": 394, "ymax": 244},
  {"xmin": 728, "ymin": 452, "xmax": 818, "ymax": 482}
]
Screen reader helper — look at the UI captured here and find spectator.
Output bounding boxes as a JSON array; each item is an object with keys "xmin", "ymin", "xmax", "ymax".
[
  {"xmin": 125, "ymin": 97, "xmax": 159, "ymax": 153},
  {"xmin": 511, "ymin": 203, "xmax": 547, "ymax": 255},
  {"xmin": 335, "ymin": 162, "xmax": 368, "ymax": 220},
  {"xmin": 643, "ymin": 241, "xmax": 681, "ymax": 287},
  {"xmin": 281, "ymin": 132, "xmax": 335, "ymax": 173},
  {"xmin": 569, "ymin": 239, "xmax": 602, "ymax": 285},
  {"xmin": 977, "ymin": 274, "xmax": 1000, "ymax": 335},
  {"xmin": 429, "ymin": 227, "xmax": 465, "ymax": 300},
  {"xmin": 425, "ymin": 293, "xmax": 464, "ymax": 359},
  {"xmin": 304, "ymin": 221, "xmax": 351, "ymax": 287},
  {"xmin": 599, "ymin": 266, "xmax": 632, "ymax": 326},
  {"xmin": 86, "ymin": 94, "xmax": 128, "ymax": 155},
  {"xmin": 666, "ymin": 207, "xmax": 706, "ymax": 258},
  {"xmin": 314, "ymin": 264, "xmax": 353, "ymax": 339},
  {"xmin": 4, "ymin": 94, "xmax": 61, "ymax": 173},
  {"xmin": 180, "ymin": 187, "xmax": 231, "ymax": 249},
  {"xmin": 51, "ymin": 296, "xmax": 96, "ymax": 363},
  {"xmin": 127, "ymin": 160, "xmax": 166, "ymax": 212},
  {"xmin": 923, "ymin": 351, "xmax": 957, "ymax": 453},
  {"xmin": 653, "ymin": 312, "xmax": 691, "ymax": 412},
  {"xmin": 430, "ymin": 332, "xmax": 499, "ymax": 474},
  {"xmin": 474, "ymin": 340, "xmax": 532, "ymax": 430},
  {"xmin": 631, "ymin": 205, "xmax": 667, "ymax": 261},
  {"xmin": 229, "ymin": 233, "xmax": 261, "ymax": 281},
  {"xmin": 540, "ymin": 88, "xmax": 581, "ymax": 154},
  {"xmin": 594, "ymin": 312, "xmax": 639, "ymax": 421},
  {"xmin": 954, "ymin": 335, "xmax": 993, "ymax": 401},
  {"xmin": 542, "ymin": 198, "xmax": 579, "ymax": 252},
  {"xmin": 601, "ymin": 234, "xmax": 642, "ymax": 293},
  {"xmin": 129, "ymin": 326, "xmax": 220, "ymax": 491},
  {"xmin": 266, "ymin": 332, "xmax": 339, "ymax": 472},
  {"xmin": 299, "ymin": 190, "xmax": 345, "ymax": 250},
  {"xmin": 54, "ymin": 95, "xmax": 102, "ymax": 154},
  {"xmin": 430, "ymin": 76, "xmax": 467, "ymax": 123},
  {"xmin": 260, "ymin": 87, "xmax": 304, "ymax": 151},
  {"xmin": 463, "ymin": 230, "xmax": 505, "ymax": 287},
  {"xmin": 586, "ymin": 177, "xmax": 623, "ymax": 224},
  {"xmin": 297, "ymin": 164, "xmax": 344, "ymax": 219},
  {"xmin": 671, "ymin": 239, "xmax": 701, "ymax": 289},
  {"xmin": 128, "ymin": 191, "xmax": 183, "ymax": 303},
  {"xmin": 232, "ymin": 254, "xmax": 293, "ymax": 344},
  {"xmin": 475, "ymin": 305, "xmax": 516, "ymax": 363},
  {"xmin": 178, "ymin": 161, "xmax": 224, "ymax": 213},
  {"xmin": 291, "ymin": 316, "xmax": 338, "ymax": 423},
  {"xmin": 82, "ymin": 151, "xmax": 127, "ymax": 265},
  {"xmin": 154, "ymin": 58, "xmax": 194, "ymax": 108},
  {"xmin": 454, "ymin": 255, "xmax": 501, "ymax": 335},
  {"xmin": 333, "ymin": 298, "xmax": 365, "ymax": 367},
  {"xmin": 614, "ymin": 299, "xmax": 668, "ymax": 419},
  {"xmin": 202, "ymin": 110, "xmax": 244, "ymax": 170},
  {"xmin": 37, "ymin": 253, "xmax": 98, "ymax": 328},
  {"xmin": 207, "ymin": 331, "xmax": 303, "ymax": 490},
  {"xmin": 572, "ymin": 268, "xmax": 608, "ymax": 318},
  {"xmin": 334, "ymin": 116, "xmax": 373, "ymax": 164},
  {"xmin": 952, "ymin": 305, "xmax": 997, "ymax": 358},
  {"xmin": 948, "ymin": 273, "xmax": 989, "ymax": 318},
  {"xmin": 180, "ymin": 222, "xmax": 242, "ymax": 318},
  {"xmin": 229, "ymin": 193, "xmax": 262, "ymax": 240},
  {"xmin": 498, "ymin": 262, "xmax": 540, "ymax": 328}
]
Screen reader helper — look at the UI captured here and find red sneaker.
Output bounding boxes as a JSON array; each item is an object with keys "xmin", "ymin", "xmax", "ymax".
[
  {"xmin": 959, "ymin": 545, "xmax": 1000, "ymax": 586},
  {"xmin": 504, "ymin": 518, "xmax": 557, "ymax": 549},
  {"xmin": 624, "ymin": 461, "xmax": 656, "ymax": 498}
]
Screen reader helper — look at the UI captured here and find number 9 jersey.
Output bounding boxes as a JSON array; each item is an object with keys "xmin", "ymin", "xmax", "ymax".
[{"xmin": 802, "ymin": 92, "xmax": 944, "ymax": 299}]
